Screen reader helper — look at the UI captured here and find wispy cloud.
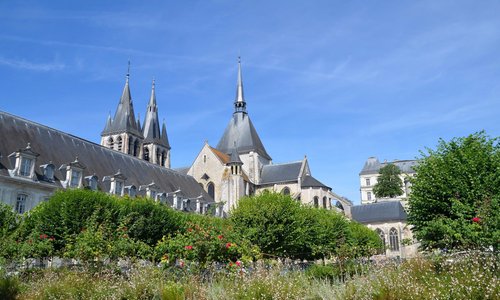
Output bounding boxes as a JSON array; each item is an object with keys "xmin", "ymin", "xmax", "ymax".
[{"xmin": 0, "ymin": 56, "xmax": 65, "ymax": 71}]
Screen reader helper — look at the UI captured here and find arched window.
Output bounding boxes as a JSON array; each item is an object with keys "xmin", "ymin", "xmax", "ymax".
[
  {"xmin": 143, "ymin": 148, "xmax": 150, "ymax": 161},
  {"xmin": 117, "ymin": 136, "xmax": 123, "ymax": 151},
  {"xmin": 107, "ymin": 137, "xmax": 114, "ymax": 149},
  {"xmin": 161, "ymin": 151, "xmax": 166, "ymax": 166},
  {"xmin": 15, "ymin": 194, "xmax": 27, "ymax": 214},
  {"xmin": 322, "ymin": 196, "xmax": 328, "ymax": 208},
  {"xmin": 313, "ymin": 196, "xmax": 319, "ymax": 208},
  {"xmin": 156, "ymin": 148, "xmax": 161, "ymax": 164},
  {"xmin": 207, "ymin": 182, "xmax": 215, "ymax": 199},
  {"xmin": 389, "ymin": 228, "xmax": 399, "ymax": 251},
  {"xmin": 128, "ymin": 138, "xmax": 134, "ymax": 155},
  {"xmin": 282, "ymin": 187, "xmax": 290, "ymax": 195},
  {"xmin": 335, "ymin": 201, "xmax": 344, "ymax": 210},
  {"xmin": 376, "ymin": 228, "xmax": 386, "ymax": 254},
  {"xmin": 133, "ymin": 140, "xmax": 139, "ymax": 157}
]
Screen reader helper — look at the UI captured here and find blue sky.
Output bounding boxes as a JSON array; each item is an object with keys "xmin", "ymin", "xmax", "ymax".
[{"xmin": 1, "ymin": 1, "xmax": 499, "ymax": 204}]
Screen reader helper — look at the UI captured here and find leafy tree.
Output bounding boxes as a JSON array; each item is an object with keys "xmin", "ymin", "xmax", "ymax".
[
  {"xmin": 408, "ymin": 131, "xmax": 500, "ymax": 250},
  {"xmin": 373, "ymin": 163, "xmax": 404, "ymax": 198}
]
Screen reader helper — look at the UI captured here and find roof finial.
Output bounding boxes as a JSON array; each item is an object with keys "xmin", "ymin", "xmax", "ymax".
[
  {"xmin": 126, "ymin": 60, "xmax": 131, "ymax": 81},
  {"xmin": 234, "ymin": 56, "xmax": 246, "ymax": 113}
]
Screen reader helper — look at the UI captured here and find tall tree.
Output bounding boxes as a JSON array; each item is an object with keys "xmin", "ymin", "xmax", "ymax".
[
  {"xmin": 373, "ymin": 163, "xmax": 404, "ymax": 198},
  {"xmin": 408, "ymin": 132, "xmax": 500, "ymax": 250}
]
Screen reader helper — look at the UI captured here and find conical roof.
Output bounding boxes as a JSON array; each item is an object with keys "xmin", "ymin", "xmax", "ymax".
[
  {"xmin": 216, "ymin": 58, "xmax": 271, "ymax": 160},
  {"xmin": 101, "ymin": 73, "xmax": 142, "ymax": 137}
]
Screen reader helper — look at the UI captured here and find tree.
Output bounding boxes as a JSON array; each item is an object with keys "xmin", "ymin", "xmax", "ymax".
[
  {"xmin": 408, "ymin": 131, "xmax": 500, "ymax": 250},
  {"xmin": 372, "ymin": 163, "xmax": 404, "ymax": 198}
]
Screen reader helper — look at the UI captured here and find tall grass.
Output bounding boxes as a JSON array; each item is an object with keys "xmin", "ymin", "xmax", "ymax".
[{"xmin": 6, "ymin": 252, "xmax": 499, "ymax": 300}]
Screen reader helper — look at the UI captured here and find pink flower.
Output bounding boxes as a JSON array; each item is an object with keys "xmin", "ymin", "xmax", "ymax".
[
  {"xmin": 218, "ymin": 235, "xmax": 224, "ymax": 240},
  {"xmin": 472, "ymin": 217, "xmax": 481, "ymax": 223},
  {"xmin": 225, "ymin": 243, "xmax": 232, "ymax": 249},
  {"xmin": 185, "ymin": 245, "xmax": 193, "ymax": 250},
  {"xmin": 235, "ymin": 261, "xmax": 242, "ymax": 267}
]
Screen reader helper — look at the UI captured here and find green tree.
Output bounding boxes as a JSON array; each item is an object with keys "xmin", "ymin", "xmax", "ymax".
[
  {"xmin": 408, "ymin": 131, "xmax": 500, "ymax": 250},
  {"xmin": 372, "ymin": 163, "xmax": 404, "ymax": 198}
]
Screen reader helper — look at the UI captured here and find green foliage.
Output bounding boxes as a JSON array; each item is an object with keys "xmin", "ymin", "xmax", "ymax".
[
  {"xmin": 306, "ymin": 261, "xmax": 372, "ymax": 282},
  {"xmin": 155, "ymin": 220, "xmax": 259, "ymax": 267},
  {"xmin": 373, "ymin": 163, "xmax": 404, "ymax": 198},
  {"xmin": 346, "ymin": 221, "xmax": 384, "ymax": 257},
  {"xmin": 0, "ymin": 276, "xmax": 19, "ymax": 300},
  {"xmin": 408, "ymin": 131, "xmax": 500, "ymax": 250},
  {"xmin": 230, "ymin": 192, "xmax": 374, "ymax": 260}
]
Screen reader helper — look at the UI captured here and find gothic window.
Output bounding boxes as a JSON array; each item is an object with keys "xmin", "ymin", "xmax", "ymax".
[
  {"xmin": 161, "ymin": 151, "xmax": 166, "ymax": 166},
  {"xmin": 108, "ymin": 137, "xmax": 114, "ymax": 149},
  {"xmin": 15, "ymin": 194, "xmax": 27, "ymax": 214},
  {"xmin": 367, "ymin": 191, "xmax": 372, "ymax": 201},
  {"xmin": 203, "ymin": 155, "xmax": 207, "ymax": 163},
  {"xmin": 19, "ymin": 157, "xmax": 33, "ymax": 177},
  {"xmin": 282, "ymin": 187, "xmax": 290, "ymax": 195},
  {"xmin": 70, "ymin": 170, "xmax": 82, "ymax": 188},
  {"xmin": 117, "ymin": 136, "xmax": 123, "ymax": 151},
  {"xmin": 322, "ymin": 196, "xmax": 328, "ymax": 208},
  {"xmin": 313, "ymin": 196, "xmax": 319, "ymax": 208},
  {"xmin": 207, "ymin": 182, "xmax": 215, "ymax": 199},
  {"xmin": 128, "ymin": 138, "xmax": 134, "ymax": 155},
  {"xmin": 143, "ymin": 148, "xmax": 150, "ymax": 161},
  {"xmin": 133, "ymin": 140, "xmax": 139, "ymax": 157},
  {"xmin": 366, "ymin": 178, "xmax": 371, "ymax": 186},
  {"xmin": 335, "ymin": 201, "xmax": 344, "ymax": 210},
  {"xmin": 389, "ymin": 228, "xmax": 399, "ymax": 251},
  {"xmin": 376, "ymin": 228, "xmax": 386, "ymax": 254}
]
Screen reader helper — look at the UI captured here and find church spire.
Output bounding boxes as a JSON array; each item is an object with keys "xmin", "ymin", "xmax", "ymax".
[
  {"xmin": 234, "ymin": 56, "xmax": 247, "ymax": 114},
  {"xmin": 142, "ymin": 79, "xmax": 169, "ymax": 148},
  {"xmin": 101, "ymin": 62, "xmax": 141, "ymax": 137}
]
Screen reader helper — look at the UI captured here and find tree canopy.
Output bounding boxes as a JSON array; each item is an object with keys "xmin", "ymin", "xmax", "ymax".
[
  {"xmin": 373, "ymin": 163, "xmax": 404, "ymax": 198},
  {"xmin": 408, "ymin": 131, "xmax": 500, "ymax": 251}
]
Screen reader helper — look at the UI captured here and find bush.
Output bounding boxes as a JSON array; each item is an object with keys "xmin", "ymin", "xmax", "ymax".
[{"xmin": 0, "ymin": 276, "xmax": 20, "ymax": 300}]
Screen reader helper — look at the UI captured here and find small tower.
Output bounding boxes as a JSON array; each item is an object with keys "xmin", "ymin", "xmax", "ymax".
[
  {"xmin": 142, "ymin": 79, "xmax": 171, "ymax": 168},
  {"xmin": 225, "ymin": 146, "xmax": 245, "ymax": 211},
  {"xmin": 101, "ymin": 63, "xmax": 143, "ymax": 156}
]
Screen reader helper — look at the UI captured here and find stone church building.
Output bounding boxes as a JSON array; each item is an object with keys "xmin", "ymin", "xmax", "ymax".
[{"xmin": 0, "ymin": 59, "xmax": 350, "ymax": 216}]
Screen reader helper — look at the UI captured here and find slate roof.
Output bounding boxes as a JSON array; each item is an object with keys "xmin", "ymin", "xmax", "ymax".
[
  {"xmin": 0, "ymin": 111, "xmax": 210, "ymax": 201},
  {"xmin": 216, "ymin": 113, "xmax": 271, "ymax": 161},
  {"xmin": 350, "ymin": 201, "xmax": 407, "ymax": 224},
  {"xmin": 142, "ymin": 80, "xmax": 170, "ymax": 148},
  {"xmin": 301, "ymin": 175, "xmax": 330, "ymax": 189},
  {"xmin": 360, "ymin": 157, "xmax": 418, "ymax": 175},
  {"xmin": 101, "ymin": 76, "xmax": 142, "ymax": 138},
  {"xmin": 260, "ymin": 161, "xmax": 302, "ymax": 184}
]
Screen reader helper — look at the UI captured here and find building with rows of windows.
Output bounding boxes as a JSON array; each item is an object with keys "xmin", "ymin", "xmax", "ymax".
[
  {"xmin": 350, "ymin": 157, "xmax": 419, "ymax": 258},
  {"xmin": 0, "ymin": 58, "xmax": 351, "ymax": 217}
]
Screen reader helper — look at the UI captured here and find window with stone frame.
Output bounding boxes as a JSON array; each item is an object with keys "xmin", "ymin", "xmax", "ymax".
[
  {"xmin": 282, "ymin": 187, "xmax": 290, "ymax": 195},
  {"xmin": 367, "ymin": 191, "xmax": 372, "ymax": 201},
  {"xmin": 15, "ymin": 194, "xmax": 27, "ymax": 214},
  {"xmin": 389, "ymin": 227, "xmax": 400, "ymax": 251},
  {"xmin": 19, "ymin": 157, "xmax": 33, "ymax": 177},
  {"xmin": 322, "ymin": 196, "xmax": 328, "ymax": 208},
  {"xmin": 365, "ymin": 178, "xmax": 371, "ymax": 186},
  {"xmin": 70, "ymin": 169, "xmax": 82, "ymax": 188},
  {"xmin": 313, "ymin": 196, "xmax": 319, "ymax": 208}
]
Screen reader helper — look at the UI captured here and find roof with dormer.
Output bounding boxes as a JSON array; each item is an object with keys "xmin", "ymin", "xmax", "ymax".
[
  {"xmin": 0, "ymin": 110, "xmax": 210, "ymax": 201},
  {"xmin": 260, "ymin": 161, "xmax": 303, "ymax": 184},
  {"xmin": 360, "ymin": 157, "xmax": 418, "ymax": 175}
]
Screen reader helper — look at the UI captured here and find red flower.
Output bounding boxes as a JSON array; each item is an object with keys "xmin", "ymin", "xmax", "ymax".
[
  {"xmin": 225, "ymin": 242, "xmax": 232, "ymax": 249},
  {"xmin": 235, "ymin": 261, "xmax": 242, "ymax": 267},
  {"xmin": 187, "ymin": 228, "xmax": 193, "ymax": 232},
  {"xmin": 229, "ymin": 262, "xmax": 233, "ymax": 267},
  {"xmin": 472, "ymin": 217, "xmax": 481, "ymax": 223},
  {"xmin": 218, "ymin": 235, "xmax": 224, "ymax": 240},
  {"xmin": 40, "ymin": 234, "xmax": 48, "ymax": 239},
  {"xmin": 185, "ymin": 245, "xmax": 193, "ymax": 250}
]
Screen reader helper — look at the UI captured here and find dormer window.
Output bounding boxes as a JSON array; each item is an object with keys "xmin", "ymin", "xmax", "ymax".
[
  {"xmin": 85, "ymin": 175, "xmax": 98, "ymax": 191},
  {"xmin": 40, "ymin": 163, "xmax": 55, "ymax": 182},
  {"xmin": 8, "ymin": 143, "xmax": 39, "ymax": 179},
  {"xmin": 103, "ymin": 171, "xmax": 127, "ymax": 196},
  {"xmin": 60, "ymin": 157, "xmax": 86, "ymax": 189},
  {"xmin": 139, "ymin": 182, "xmax": 158, "ymax": 199},
  {"xmin": 125, "ymin": 185, "xmax": 137, "ymax": 197},
  {"xmin": 115, "ymin": 180, "xmax": 123, "ymax": 195}
]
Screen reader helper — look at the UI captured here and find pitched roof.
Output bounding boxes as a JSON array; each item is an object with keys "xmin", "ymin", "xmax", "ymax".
[
  {"xmin": 260, "ymin": 161, "xmax": 302, "ymax": 184},
  {"xmin": 0, "ymin": 111, "xmax": 210, "ymax": 201},
  {"xmin": 360, "ymin": 157, "xmax": 417, "ymax": 175},
  {"xmin": 350, "ymin": 201, "xmax": 407, "ymax": 224},
  {"xmin": 209, "ymin": 146, "xmax": 230, "ymax": 164},
  {"xmin": 101, "ymin": 76, "xmax": 142, "ymax": 137},
  {"xmin": 142, "ymin": 80, "xmax": 170, "ymax": 148},
  {"xmin": 301, "ymin": 175, "xmax": 330, "ymax": 189},
  {"xmin": 216, "ymin": 113, "xmax": 271, "ymax": 160}
]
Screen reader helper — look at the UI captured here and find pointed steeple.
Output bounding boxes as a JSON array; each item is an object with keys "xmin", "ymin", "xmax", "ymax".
[
  {"xmin": 102, "ymin": 63, "xmax": 142, "ymax": 137},
  {"xmin": 161, "ymin": 120, "xmax": 171, "ymax": 149},
  {"xmin": 234, "ymin": 56, "xmax": 247, "ymax": 114},
  {"xmin": 102, "ymin": 113, "xmax": 112, "ymax": 134},
  {"xmin": 143, "ymin": 79, "xmax": 168, "ymax": 148}
]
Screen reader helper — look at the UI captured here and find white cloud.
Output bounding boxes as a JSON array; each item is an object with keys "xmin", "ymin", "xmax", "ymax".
[{"xmin": 0, "ymin": 56, "xmax": 65, "ymax": 72}]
